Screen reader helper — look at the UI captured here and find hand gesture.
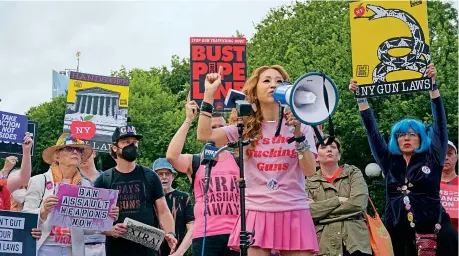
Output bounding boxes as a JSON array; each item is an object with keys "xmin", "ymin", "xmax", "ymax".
[
  {"xmin": 349, "ymin": 79, "xmax": 358, "ymax": 93},
  {"xmin": 185, "ymin": 100, "xmax": 199, "ymax": 123},
  {"xmin": 109, "ymin": 206, "xmax": 119, "ymax": 221},
  {"xmin": 41, "ymin": 195, "xmax": 58, "ymax": 215},
  {"xmin": 2, "ymin": 156, "xmax": 18, "ymax": 172},
  {"xmin": 285, "ymin": 110, "xmax": 301, "ymax": 136},
  {"xmin": 204, "ymin": 66, "xmax": 223, "ymax": 93},
  {"xmin": 22, "ymin": 132, "xmax": 33, "ymax": 153},
  {"xmin": 111, "ymin": 223, "xmax": 128, "ymax": 238},
  {"xmin": 165, "ymin": 233, "xmax": 178, "ymax": 253},
  {"xmin": 31, "ymin": 228, "xmax": 41, "ymax": 239},
  {"xmin": 426, "ymin": 63, "xmax": 437, "ymax": 83}
]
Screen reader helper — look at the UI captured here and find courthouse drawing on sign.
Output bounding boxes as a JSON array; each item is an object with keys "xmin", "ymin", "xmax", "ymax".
[
  {"xmin": 349, "ymin": 0, "xmax": 431, "ymax": 97},
  {"xmin": 63, "ymin": 72, "xmax": 129, "ymax": 152}
]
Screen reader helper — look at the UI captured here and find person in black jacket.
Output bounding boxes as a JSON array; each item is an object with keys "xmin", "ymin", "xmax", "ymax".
[{"xmin": 349, "ymin": 63, "xmax": 458, "ymax": 256}]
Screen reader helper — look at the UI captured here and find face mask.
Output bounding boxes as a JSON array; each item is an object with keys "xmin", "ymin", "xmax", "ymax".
[{"xmin": 120, "ymin": 143, "xmax": 138, "ymax": 162}]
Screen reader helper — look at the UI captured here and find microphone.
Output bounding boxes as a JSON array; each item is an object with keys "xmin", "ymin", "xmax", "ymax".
[{"xmin": 201, "ymin": 141, "xmax": 218, "ymax": 194}]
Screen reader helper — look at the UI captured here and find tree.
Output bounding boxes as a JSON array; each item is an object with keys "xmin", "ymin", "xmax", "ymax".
[{"xmin": 247, "ymin": 0, "xmax": 458, "ymax": 216}]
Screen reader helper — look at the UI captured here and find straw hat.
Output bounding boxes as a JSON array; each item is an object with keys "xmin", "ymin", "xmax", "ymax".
[{"xmin": 42, "ymin": 133, "xmax": 93, "ymax": 164}]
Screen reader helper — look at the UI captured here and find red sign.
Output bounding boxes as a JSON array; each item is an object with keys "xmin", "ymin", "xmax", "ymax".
[
  {"xmin": 190, "ymin": 37, "xmax": 247, "ymax": 112},
  {"xmin": 440, "ymin": 184, "xmax": 458, "ymax": 219}
]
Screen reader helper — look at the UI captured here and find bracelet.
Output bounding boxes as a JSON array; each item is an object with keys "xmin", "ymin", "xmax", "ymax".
[
  {"xmin": 184, "ymin": 120, "xmax": 192, "ymax": 125},
  {"xmin": 357, "ymin": 98, "xmax": 367, "ymax": 104},
  {"xmin": 295, "ymin": 141, "xmax": 310, "ymax": 151},
  {"xmin": 200, "ymin": 101, "xmax": 214, "ymax": 114},
  {"xmin": 167, "ymin": 232, "xmax": 177, "ymax": 239},
  {"xmin": 199, "ymin": 112, "xmax": 212, "ymax": 118}
]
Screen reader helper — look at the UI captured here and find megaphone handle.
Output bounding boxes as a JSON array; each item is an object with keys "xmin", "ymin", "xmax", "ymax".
[{"xmin": 274, "ymin": 106, "xmax": 284, "ymax": 137}]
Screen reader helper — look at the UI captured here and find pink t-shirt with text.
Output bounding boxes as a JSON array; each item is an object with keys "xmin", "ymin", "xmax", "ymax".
[
  {"xmin": 222, "ymin": 122, "xmax": 317, "ymax": 212},
  {"xmin": 192, "ymin": 151, "xmax": 240, "ymax": 239}
]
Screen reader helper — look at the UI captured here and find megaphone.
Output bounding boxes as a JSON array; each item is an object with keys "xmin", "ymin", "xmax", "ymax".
[
  {"xmin": 273, "ymin": 72, "xmax": 339, "ymax": 125},
  {"xmin": 273, "ymin": 72, "xmax": 339, "ymax": 145}
]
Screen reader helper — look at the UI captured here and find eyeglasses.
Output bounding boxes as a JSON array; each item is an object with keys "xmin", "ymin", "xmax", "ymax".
[
  {"xmin": 61, "ymin": 147, "xmax": 84, "ymax": 154},
  {"xmin": 396, "ymin": 132, "xmax": 418, "ymax": 139},
  {"xmin": 157, "ymin": 172, "xmax": 172, "ymax": 177}
]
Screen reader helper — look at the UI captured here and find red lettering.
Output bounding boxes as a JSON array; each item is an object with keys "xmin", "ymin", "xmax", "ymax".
[
  {"xmin": 192, "ymin": 81, "xmax": 204, "ymax": 100},
  {"xmin": 233, "ymin": 63, "xmax": 245, "ymax": 81},
  {"xmin": 207, "ymin": 46, "xmax": 222, "ymax": 61},
  {"xmin": 191, "ymin": 46, "xmax": 206, "ymax": 61},
  {"xmin": 192, "ymin": 62, "xmax": 208, "ymax": 80},
  {"xmin": 262, "ymin": 138, "xmax": 270, "ymax": 144},
  {"xmin": 282, "ymin": 163, "xmax": 289, "ymax": 170},
  {"xmin": 257, "ymin": 162, "xmax": 264, "ymax": 171},
  {"xmin": 221, "ymin": 46, "xmax": 234, "ymax": 61},
  {"xmin": 215, "ymin": 82, "xmax": 232, "ymax": 100},
  {"xmin": 233, "ymin": 46, "xmax": 245, "ymax": 62},
  {"xmin": 219, "ymin": 63, "xmax": 232, "ymax": 81},
  {"xmin": 234, "ymin": 81, "xmax": 245, "ymax": 91}
]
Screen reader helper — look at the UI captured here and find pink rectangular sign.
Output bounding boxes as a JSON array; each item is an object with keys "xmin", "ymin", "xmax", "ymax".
[{"xmin": 51, "ymin": 184, "xmax": 118, "ymax": 231}]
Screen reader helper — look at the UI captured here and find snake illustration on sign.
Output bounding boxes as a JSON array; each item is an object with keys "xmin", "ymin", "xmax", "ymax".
[{"xmin": 350, "ymin": 0, "xmax": 432, "ymax": 97}]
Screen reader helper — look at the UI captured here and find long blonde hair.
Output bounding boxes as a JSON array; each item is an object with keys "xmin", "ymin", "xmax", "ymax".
[{"xmin": 229, "ymin": 65, "xmax": 290, "ymax": 158}]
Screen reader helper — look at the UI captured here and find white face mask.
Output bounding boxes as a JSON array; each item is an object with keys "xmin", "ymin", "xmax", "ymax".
[{"xmin": 11, "ymin": 188, "xmax": 26, "ymax": 204}]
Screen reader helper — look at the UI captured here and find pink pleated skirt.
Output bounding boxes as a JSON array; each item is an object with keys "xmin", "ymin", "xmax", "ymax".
[{"xmin": 227, "ymin": 209, "xmax": 319, "ymax": 252}]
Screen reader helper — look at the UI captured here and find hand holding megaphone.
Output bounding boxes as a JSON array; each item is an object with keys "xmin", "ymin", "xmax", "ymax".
[
  {"xmin": 204, "ymin": 66, "xmax": 223, "ymax": 94},
  {"xmin": 284, "ymin": 110, "xmax": 301, "ymax": 136}
]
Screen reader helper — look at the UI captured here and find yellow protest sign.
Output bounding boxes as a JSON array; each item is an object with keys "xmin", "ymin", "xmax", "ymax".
[
  {"xmin": 63, "ymin": 72, "xmax": 130, "ymax": 152},
  {"xmin": 350, "ymin": 0, "xmax": 432, "ymax": 97}
]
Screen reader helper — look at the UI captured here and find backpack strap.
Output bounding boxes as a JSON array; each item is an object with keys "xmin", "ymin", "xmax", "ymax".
[
  {"xmin": 38, "ymin": 174, "xmax": 47, "ymax": 208},
  {"xmin": 141, "ymin": 165, "xmax": 155, "ymax": 190},
  {"xmin": 190, "ymin": 154, "xmax": 200, "ymax": 194}
]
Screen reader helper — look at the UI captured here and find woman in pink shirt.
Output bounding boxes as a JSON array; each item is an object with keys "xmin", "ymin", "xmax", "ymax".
[{"xmin": 197, "ymin": 66, "xmax": 319, "ymax": 256}]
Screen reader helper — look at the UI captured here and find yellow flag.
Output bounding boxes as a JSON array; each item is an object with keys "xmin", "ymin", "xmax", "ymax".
[{"xmin": 349, "ymin": 0, "xmax": 431, "ymax": 97}]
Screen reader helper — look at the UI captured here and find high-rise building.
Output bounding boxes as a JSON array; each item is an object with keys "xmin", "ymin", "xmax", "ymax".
[{"xmin": 52, "ymin": 70, "xmax": 70, "ymax": 98}]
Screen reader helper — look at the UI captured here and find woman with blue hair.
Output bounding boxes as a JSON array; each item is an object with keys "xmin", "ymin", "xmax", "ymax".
[{"xmin": 349, "ymin": 63, "xmax": 458, "ymax": 256}]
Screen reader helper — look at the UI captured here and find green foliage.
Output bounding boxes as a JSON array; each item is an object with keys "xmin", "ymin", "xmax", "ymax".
[{"xmin": 247, "ymin": 0, "xmax": 458, "ymax": 216}]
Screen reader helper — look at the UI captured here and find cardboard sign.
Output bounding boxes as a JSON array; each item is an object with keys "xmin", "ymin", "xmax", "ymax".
[
  {"xmin": 0, "ymin": 121, "xmax": 38, "ymax": 159},
  {"xmin": 440, "ymin": 184, "xmax": 458, "ymax": 219},
  {"xmin": 51, "ymin": 184, "xmax": 118, "ymax": 231},
  {"xmin": 122, "ymin": 217, "xmax": 165, "ymax": 251},
  {"xmin": 190, "ymin": 37, "xmax": 247, "ymax": 111},
  {"xmin": 0, "ymin": 111, "xmax": 28, "ymax": 145},
  {"xmin": 63, "ymin": 71, "xmax": 130, "ymax": 152},
  {"xmin": 0, "ymin": 210, "xmax": 38, "ymax": 255},
  {"xmin": 349, "ymin": 0, "xmax": 431, "ymax": 97}
]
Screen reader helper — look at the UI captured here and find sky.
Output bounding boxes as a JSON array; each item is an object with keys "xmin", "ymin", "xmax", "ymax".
[
  {"xmin": 0, "ymin": 0, "xmax": 457, "ymax": 115},
  {"xmin": 0, "ymin": 0, "xmax": 291, "ymax": 114}
]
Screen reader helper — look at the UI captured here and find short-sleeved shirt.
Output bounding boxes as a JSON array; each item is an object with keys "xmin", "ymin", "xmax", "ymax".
[
  {"xmin": 158, "ymin": 190, "xmax": 194, "ymax": 256},
  {"xmin": 222, "ymin": 122, "xmax": 317, "ymax": 212},
  {"xmin": 94, "ymin": 165, "xmax": 164, "ymax": 256}
]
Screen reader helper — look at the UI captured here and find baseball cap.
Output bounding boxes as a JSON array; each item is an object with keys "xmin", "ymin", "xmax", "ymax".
[
  {"xmin": 153, "ymin": 158, "xmax": 177, "ymax": 174},
  {"xmin": 112, "ymin": 125, "xmax": 143, "ymax": 142},
  {"xmin": 448, "ymin": 140, "xmax": 457, "ymax": 153}
]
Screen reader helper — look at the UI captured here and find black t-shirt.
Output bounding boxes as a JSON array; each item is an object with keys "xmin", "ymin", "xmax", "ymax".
[
  {"xmin": 94, "ymin": 165, "xmax": 164, "ymax": 256},
  {"xmin": 158, "ymin": 190, "xmax": 194, "ymax": 256}
]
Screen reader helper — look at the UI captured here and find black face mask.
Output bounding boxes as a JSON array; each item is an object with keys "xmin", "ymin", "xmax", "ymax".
[{"xmin": 119, "ymin": 143, "xmax": 138, "ymax": 162}]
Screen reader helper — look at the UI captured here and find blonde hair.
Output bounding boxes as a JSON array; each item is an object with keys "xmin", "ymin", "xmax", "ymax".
[{"xmin": 229, "ymin": 65, "xmax": 290, "ymax": 158}]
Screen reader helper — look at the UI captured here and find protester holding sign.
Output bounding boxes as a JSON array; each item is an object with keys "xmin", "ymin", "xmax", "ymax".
[
  {"xmin": 23, "ymin": 133, "xmax": 119, "ymax": 256},
  {"xmin": 441, "ymin": 140, "xmax": 458, "ymax": 232},
  {"xmin": 94, "ymin": 125, "xmax": 177, "ymax": 256},
  {"xmin": 307, "ymin": 137, "xmax": 372, "ymax": 256},
  {"xmin": 350, "ymin": 63, "xmax": 458, "ymax": 255},
  {"xmin": 197, "ymin": 66, "xmax": 319, "ymax": 255},
  {"xmin": 0, "ymin": 133, "xmax": 33, "ymax": 211},
  {"xmin": 167, "ymin": 99, "xmax": 239, "ymax": 256}
]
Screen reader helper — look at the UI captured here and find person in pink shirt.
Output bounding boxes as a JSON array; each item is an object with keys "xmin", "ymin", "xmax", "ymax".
[
  {"xmin": 197, "ymin": 66, "xmax": 319, "ymax": 256},
  {"xmin": 167, "ymin": 99, "xmax": 240, "ymax": 256}
]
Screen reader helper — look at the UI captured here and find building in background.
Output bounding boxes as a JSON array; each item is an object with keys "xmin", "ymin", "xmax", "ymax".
[{"xmin": 52, "ymin": 70, "xmax": 70, "ymax": 98}]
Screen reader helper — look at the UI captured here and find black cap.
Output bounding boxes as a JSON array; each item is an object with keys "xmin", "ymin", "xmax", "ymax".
[{"xmin": 112, "ymin": 125, "xmax": 143, "ymax": 142}]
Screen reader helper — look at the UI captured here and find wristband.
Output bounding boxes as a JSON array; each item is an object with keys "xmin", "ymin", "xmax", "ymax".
[
  {"xmin": 199, "ymin": 112, "xmax": 212, "ymax": 118},
  {"xmin": 167, "ymin": 232, "xmax": 177, "ymax": 239},
  {"xmin": 184, "ymin": 120, "xmax": 192, "ymax": 125},
  {"xmin": 287, "ymin": 134, "xmax": 306, "ymax": 144},
  {"xmin": 200, "ymin": 101, "xmax": 214, "ymax": 114},
  {"xmin": 432, "ymin": 82, "xmax": 439, "ymax": 91},
  {"xmin": 357, "ymin": 98, "xmax": 367, "ymax": 104}
]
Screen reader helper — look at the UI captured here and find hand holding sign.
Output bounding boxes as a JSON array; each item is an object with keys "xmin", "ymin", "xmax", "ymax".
[
  {"xmin": 22, "ymin": 132, "xmax": 33, "ymax": 154},
  {"xmin": 185, "ymin": 94, "xmax": 199, "ymax": 123},
  {"xmin": 40, "ymin": 195, "xmax": 58, "ymax": 221},
  {"xmin": 426, "ymin": 63, "xmax": 437, "ymax": 84},
  {"xmin": 165, "ymin": 233, "xmax": 178, "ymax": 253},
  {"xmin": 111, "ymin": 223, "xmax": 128, "ymax": 238},
  {"xmin": 204, "ymin": 66, "xmax": 223, "ymax": 94},
  {"xmin": 109, "ymin": 206, "xmax": 119, "ymax": 221},
  {"xmin": 30, "ymin": 228, "xmax": 41, "ymax": 239}
]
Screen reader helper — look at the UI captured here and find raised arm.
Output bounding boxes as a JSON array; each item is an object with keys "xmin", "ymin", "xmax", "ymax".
[
  {"xmin": 196, "ymin": 66, "xmax": 229, "ymax": 146},
  {"xmin": 349, "ymin": 80, "xmax": 390, "ymax": 173},
  {"xmin": 426, "ymin": 64, "xmax": 448, "ymax": 163},
  {"xmin": 7, "ymin": 133, "xmax": 33, "ymax": 192},
  {"xmin": 166, "ymin": 100, "xmax": 198, "ymax": 175}
]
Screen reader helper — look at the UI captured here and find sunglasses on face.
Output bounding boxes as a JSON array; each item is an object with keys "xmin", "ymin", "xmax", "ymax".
[
  {"xmin": 396, "ymin": 132, "xmax": 418, "ymax": 139},
  {"xmin": 157, "ymin": 172, "xmax": 172, "ymax": 177},
  {"xmin": 61, "ymin": 147, "xmax": 84, "ymax": 154}
]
